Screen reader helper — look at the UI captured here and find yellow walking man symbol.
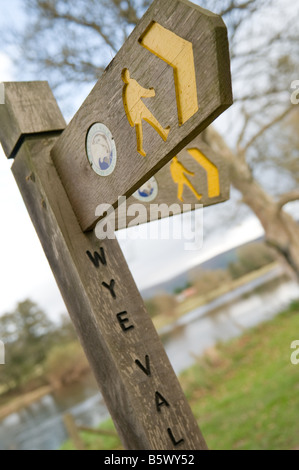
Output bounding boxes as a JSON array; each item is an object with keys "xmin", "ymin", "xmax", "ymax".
[
  {"xmin": 122, "ymin": 68, "xmax": 170, "ymax": 157},
  {"xmin": 170, "ymin": 157, "xmax": 202, "ymax": 202}
]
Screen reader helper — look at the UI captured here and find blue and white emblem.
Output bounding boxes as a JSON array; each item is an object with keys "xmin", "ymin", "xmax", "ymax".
[
  {"xmin": 86, "ymin": 123, "xmax": 117, "ymax": 177},
  {"xmin": 133, "ymin": 176, "xmax": 158, "ymax": 202}
]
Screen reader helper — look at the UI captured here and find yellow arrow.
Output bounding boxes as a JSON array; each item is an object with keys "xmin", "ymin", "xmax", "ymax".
[
  {"xmin": 187, "ymin": 148, "xmax": 220, "ymax": 198},
  {"xmin": 139, "ymin": 22, "xmax": 198, "ymax": 126}
]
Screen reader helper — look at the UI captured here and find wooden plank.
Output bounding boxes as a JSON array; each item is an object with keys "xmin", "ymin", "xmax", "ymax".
[
  {"xmin": 51, "ymin": 0, "xmax": 232, "ymax": 231},
  {"xmin": 113, "ymin": 136, "xmax": 230, "ymax": 230},
  {"xmin": 0, "ymin": 82, "xmax": 65, "ymax": 159},
  {"xmin": 1, "ymin": 82, "xmax": 208, "ymax": 450},
  {"xmin": 63, "ymin": 414, "xmax": 86, "ymax": 451}
]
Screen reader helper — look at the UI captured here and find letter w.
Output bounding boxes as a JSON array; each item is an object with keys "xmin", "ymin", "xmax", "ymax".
[{"xmin": 86, "ymin": 248, "xmax": 107, "ymax": 268}]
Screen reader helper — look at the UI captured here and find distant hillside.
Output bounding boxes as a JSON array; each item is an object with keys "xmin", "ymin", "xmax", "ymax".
[{"xmin": 141, "ymin": 237, "xmax": 263, "ymax": 300}]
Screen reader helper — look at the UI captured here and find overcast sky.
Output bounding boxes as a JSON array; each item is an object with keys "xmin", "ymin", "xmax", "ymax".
[{"xmin": 0, "ymin": 126, "xmax": 265, "ymax": 322}]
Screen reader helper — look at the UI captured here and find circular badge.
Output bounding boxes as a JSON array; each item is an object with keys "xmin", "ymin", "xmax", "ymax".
[
  {"xmin": 133, "ymin": 176, "xmax": 158, "ymax": 203},
  {"xmin": 86, "ymin": 123, "xmax": 117, "ymax": 177}
]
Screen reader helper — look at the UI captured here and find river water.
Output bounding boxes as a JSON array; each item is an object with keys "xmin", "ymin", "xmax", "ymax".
[{"xmin": 1, "ymin": 269, "xmax": 299, "ymax": 450}]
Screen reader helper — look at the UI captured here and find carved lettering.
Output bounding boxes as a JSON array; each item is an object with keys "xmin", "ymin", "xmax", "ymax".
[
  {"xmin": 86, "ymin": 248, "xmax": 107, "ymax": 267},
  {"xmin": 155, "ymin": 391, "xmax": 170, "ymax": 413},
  {"xmin": 116, "ymin": 312, "xmax": 135, "ymax": 332},
  {"xmin": 167, "ymin": 428, "xmax": 184, "ymax": 447},
  {"xmin": 102, "ymin": 279, "xmax": 116, "ymax": 299},
  {"xmin": 135, "ymin": 355, "xmax": 151, "ymax": 377}
]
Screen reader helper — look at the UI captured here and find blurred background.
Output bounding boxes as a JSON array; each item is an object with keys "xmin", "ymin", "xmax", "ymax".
[{"xmin": 0, "ymin": 0, "xmax": 299, "ymax": 450}]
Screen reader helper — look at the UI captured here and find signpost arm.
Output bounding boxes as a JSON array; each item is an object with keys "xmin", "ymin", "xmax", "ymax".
[{"xmin": 0, "ymin": 81, "xmax": 208, "ymax": 451}]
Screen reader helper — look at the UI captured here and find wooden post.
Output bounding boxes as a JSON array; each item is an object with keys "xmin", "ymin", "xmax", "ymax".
[
  {"xmin": 63, "ymin": 414, "xmax": 86, "ymax": 451},
  {"xmin": 0, "ymin": 81, "xmax": 208, "ymax": 450}
]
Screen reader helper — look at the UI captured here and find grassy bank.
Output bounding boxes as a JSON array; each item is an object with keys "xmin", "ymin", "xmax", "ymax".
[
  {"xmin": 62, "ymin": 300, "xmax": 299, "ymax": 450},
  {"xmin": 181, "ymin": 299, "xmax": 299, "ymax": 450},
  {"xmin": 0, "ymin": 263, "xmax": 280, "ymax": 417},
  {"xmin": 0, "ymin": 386, "xmax": 53, "ymax": 421},
  {"xmin": 0, "ymin": 341, "xmax": 90, "ymax": 420},
  {"xmin": 152, "ymin": 263, "xmax": 281, "ymax": 331}
]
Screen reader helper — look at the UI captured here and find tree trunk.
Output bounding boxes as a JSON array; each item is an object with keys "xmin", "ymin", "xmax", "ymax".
[{"xmin": 204, "ymin": 127, "xmax": 299, "ymax": 281}]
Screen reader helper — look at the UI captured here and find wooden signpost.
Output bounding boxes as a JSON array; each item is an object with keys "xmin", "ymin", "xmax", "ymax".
[
  {"xmin": 0, "ymin": 0, "xmax": 233, "ymax": 451},
  {"xmin": 0, "ymin": 82, "xmax": 208, "ymax": 450},
  {"xmin": 51, "ymin": 0, "xmax": 232, "ymax": 231}
]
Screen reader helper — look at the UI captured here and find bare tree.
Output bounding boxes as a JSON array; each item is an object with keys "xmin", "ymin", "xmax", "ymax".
[
  {"xmin": 3, "ymin": 0, "xmax": 152, "ymax": 88},
  {"xmin": 3, "ymin": 0, "xmax": 272, "ymax": 94},
  {"xmin": 202, "ymin": 110, "xmax": 299, "ymax": 280}
]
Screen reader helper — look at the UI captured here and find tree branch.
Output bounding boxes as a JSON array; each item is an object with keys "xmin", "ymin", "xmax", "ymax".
[
  {"xmin": 243, "ymin": 106, "xmax": 294, "ymax": 153},
  {"xmin": 39, "ymin": 2, "xmax": 118, "ymax": 53},
  {"xmin": 237, "ymin": 109, "xmax": 251, "ymax": 151},
  {"xmin": 277, "ymin": 190, "xmax": 299, "ymax": 211},
  {"xmin": 221, "ymin": 0, "xmax": 256, "ymax": 16}
]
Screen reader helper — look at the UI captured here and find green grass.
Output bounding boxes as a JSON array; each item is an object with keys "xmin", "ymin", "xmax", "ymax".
[
  {"xmin": 180, "ymin": 299, "xmax": 299, "ymax": 450},
  {"xmin": 61, "ymin": 420, "xmax": 122, "ymax": 450},
  {"xmin": 61, "ymin": 300, "xmax": 299, "ymax": 450}
]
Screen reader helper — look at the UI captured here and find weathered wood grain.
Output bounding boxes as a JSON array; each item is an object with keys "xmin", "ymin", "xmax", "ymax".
[
  {"xmin": 0, "ymin": 81, "xmax": 208, "ymax": 450},
  {"xmin": 0, "ymin": 81, "xmax": 65, "ymax": 159},
  {"xmin": 114, "ymin": 136, "xmax": 230, "ymax": 230},
  {"xmin": 51, "ymin": 0, "xmax": 232, "ymax": 231}
]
